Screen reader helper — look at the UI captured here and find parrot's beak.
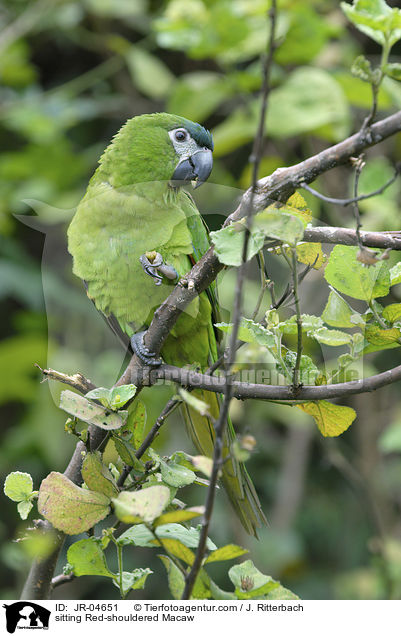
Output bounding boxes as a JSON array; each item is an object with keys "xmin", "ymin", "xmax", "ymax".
[{"xmin": 171, "ymin": 148, "xmax": 213, "ymax": 188}]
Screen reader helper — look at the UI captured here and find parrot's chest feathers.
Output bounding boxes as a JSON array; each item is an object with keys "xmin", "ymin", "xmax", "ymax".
[{"xmin": 68, "ymin": 181, "xmax": 196, "ymax": 330}]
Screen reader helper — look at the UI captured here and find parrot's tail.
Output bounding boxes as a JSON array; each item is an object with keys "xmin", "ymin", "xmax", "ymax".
[{"xmin": 181, "ymin": 389, "xmax": 267, "ymax": 537}]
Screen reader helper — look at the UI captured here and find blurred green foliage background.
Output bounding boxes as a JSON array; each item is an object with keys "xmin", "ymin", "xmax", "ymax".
[{"xmin": 1, "ymin": 0, "xmax": 401, "ymax": 600}]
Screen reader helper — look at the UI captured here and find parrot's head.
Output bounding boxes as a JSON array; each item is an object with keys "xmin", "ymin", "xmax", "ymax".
[
  {"xmin": 98, "ymin": 113, "xmax": 213, "ymax": 189},
  {"xmin": 166, "ymin": 115, "xmax": 214, "ymax": 189}
]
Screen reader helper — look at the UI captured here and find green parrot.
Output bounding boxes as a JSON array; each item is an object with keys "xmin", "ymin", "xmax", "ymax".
[{"xmin": 68, "ymin": 112, "xmax": 266, "ymax": 536}]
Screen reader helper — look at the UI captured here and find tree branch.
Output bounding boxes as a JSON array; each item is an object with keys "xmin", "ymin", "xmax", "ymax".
[{"xmin": 153, "ymin": 363, "xmax": 401, "ymax": 402}]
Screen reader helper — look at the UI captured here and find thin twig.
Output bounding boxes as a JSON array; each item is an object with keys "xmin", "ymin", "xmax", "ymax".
[
  {"xmin": 300, "ymin": 165, "xmax": 399, "ymax": 206},
  {"xmin": 290, "ymin": 248, "xmax": 303, "ymax": 388},
  {"xmin": 50, "ymin": 573, "xmax": 75, "ymax": 590},
  {"xmin": 351, "ymin": 155, "xmax": 365, "ymax": 249},
  {"xmin": 35, "ymin": 365, "xmax": 96, "ymax": 394}
]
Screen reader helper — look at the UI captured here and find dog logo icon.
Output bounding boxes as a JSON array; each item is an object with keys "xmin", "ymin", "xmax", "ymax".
[{"xmin": 3, "ymin": 602, "xmax": 50, "ymax": 633}]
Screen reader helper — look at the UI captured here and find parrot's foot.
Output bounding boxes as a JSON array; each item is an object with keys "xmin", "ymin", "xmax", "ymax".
[
  {"xmin": 131, "ymin": 331, "xmax": 162, "ymax": 366},
  {"xmin": 139, "ymin": 251, "xmax": 178, "ymax": 286}
]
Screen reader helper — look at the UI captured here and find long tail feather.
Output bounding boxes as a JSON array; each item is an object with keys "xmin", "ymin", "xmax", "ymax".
[{"xmin": 181, "ymin": 389, "xmax": 267, "ymax": 537}]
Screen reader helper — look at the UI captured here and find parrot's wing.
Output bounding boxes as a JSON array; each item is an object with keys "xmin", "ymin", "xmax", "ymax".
[
  {"xmin": 83, "ymin": 280, "xmax": 131, "ymax": 349},
  {"xmin": 181, "ymin": 190, "xmax": 222, "ymax": 342}
]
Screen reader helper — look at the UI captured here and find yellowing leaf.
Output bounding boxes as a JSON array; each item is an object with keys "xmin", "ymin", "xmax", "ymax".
[
  {"xmin": 365, "ymin": 325, "xmax": 401, "ymax": 345},
  {"xmin": 204, "ymin": 544, "xmax": 248, "ymax": 564},
  {"xmin": 285, "ymin": 191, "xmax": 313, "ymax": 225},
  {"xmin": 297, "ymin": 401, "xmax": 356, "ymax": 437},
  {"xmin": 154, "ymin": 507, "xmax": 204, "ymax": 527},
  {"xmin": 296, "ymin": 242, "xmax": 325, "ymax": 268},
  {"xmin": 383, "ymin": 303, "xmax": 401, "ymax": 324},
  {"xmin": 156, "ymin": 537, "xmax": 195, "ymax": 565},
  {"xmin": 38, "ymin": 472, "xmax": 110, "ymax": 535}
]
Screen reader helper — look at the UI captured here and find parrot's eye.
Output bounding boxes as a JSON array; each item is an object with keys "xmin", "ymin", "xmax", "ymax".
[{"xmin": 174, "ymin": 129, "xmax": 188, "ymax": 142}]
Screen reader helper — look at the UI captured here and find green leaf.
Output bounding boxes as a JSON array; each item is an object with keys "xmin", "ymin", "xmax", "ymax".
[
  {"xmin": 312, "ymin": 327, "xmax": 352, "ymax": 346},
  {"xmin": 117, "ymin": 522, "xmax": 217, "ymax": 551},
  {"xmin": 124, "ymin": 399, "xmax": 147, "ymax": 449},
  {"xmin": 383, "ymin": 62, "xmax": 401, "ymax": 80},
  {"xmin": 341, "ymin": 0, "xmax": 401, "ymax": 47},
  {"xmin": 112, "ymin": 568, "xmax": 153, "ymax": 595},
  {"xmin": 4, "ymin": 471, "xmax": 33, "ymax": 502},
  {"xmin": 60, "ymin": 390, "xmax": 124, "ymax": 430},
  {"xmin": 209, "ymin": 579, "xmax": 237, "ymax": 600},
  {"xmin": 112, "ymin": 485, "xmax": 170, "ymax": 524},
  {"xmin": 253, "ymin": 210, "xmax": 305, "ymax": 246},
  {"xmin": 365, "ymin": 324, "xmax": 401, "ymax": 345},
  {"xmin": 390, "ymin": 262, "xmax": 401, "ymax": 285},
  {"xmin": 229, "ymin": 560, "xmax": 279, "ymax": 599},
  {"xmin": 351, "ymin": 55, "xmax": 374, "ymax": 82},
  {"xmin": 125, "ymin": 46, "xmax": 175, "ymax": 99},
  {"xmin": 216, "ymin": 318, "xmax": 275, "ymax": 348},
  {"xmin": 177, "ymin": 388, "xmax": 210, "ymax": 417},
  {"xmin": 38, "ymin": 472, "xmax": 110, "ymax": 535},
  {"xmin": 109, "ymin": 384, "xmax": 137, "ymax": 409},
  {"xmin": 154, "ymin": 507, "xmax": 204, "ymax": 527},
  {"xmin": 81, "ymin": 452, "xmax": 119, "ymax": 498},
  {"xmin": 282, "ymin": 351, "xmax": 320, "ymax": 385},
  {"xmin": 85, "ymin": 387, "xmax": 112, "ymax": 407},
  {"xmin": 322, "ymin": 289, "xmax": 356, "ymax": 328},
  {"xmin": 158, "ymin": 555, "xmax": 185, "ymax": 600},
  {"xmin": 160, "ymin": 456, "xmax": 197, "ymax": 488},
  {"xmin": 297, "ymin": 401, "xmax": 356, "ymax": 437},
  {"xmin": 67, "ymin": 537, "xmax": 114, "ymax": 578},
  {"xmin": 324, "ymin": 245, "xmax": 390, "ymax": 301},
  {"xmin": 17, "ymin": 500, "xmax": 33, "ymax": 520},
  {"xmin": 280, "ymin": 314, "xmax": 324, "ymax": 335},
  {"xmin": 210, "ymin": 224, "xmax": 264, "ymax": 266},
  {"xmin": 112, "ymin": 436, "xmax": 144, "ymax": 471},
  {"xmin": 204, "ymin": 544, "xmax": 248, "ymax": 564},
  {"xmin": 383, "ymin": 303, "xmax": 401, "ymax": 323}
]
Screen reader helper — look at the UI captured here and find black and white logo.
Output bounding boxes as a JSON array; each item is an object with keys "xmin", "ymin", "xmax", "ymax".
[{"xmin": 3, "ymin": 602, "xmax": 50, "ymax": 633}]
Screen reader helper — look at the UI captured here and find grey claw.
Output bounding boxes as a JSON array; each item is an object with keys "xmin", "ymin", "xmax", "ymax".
[
  {"xmin": 139, "ymin": 254, "xmax": 163, "ymax": 285},
  {"xmin": 130, "ymin": 331, "xmax": 162, "ymax": 366},
  {"xmin": 140, "ymin": 252, "xmax": 178, "ymax": 285}
]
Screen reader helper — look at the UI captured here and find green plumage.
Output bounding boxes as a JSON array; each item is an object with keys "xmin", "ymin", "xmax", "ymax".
[{"xmin": 68, "ymin": 113, "xmax": 266, "ymax": 535}]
